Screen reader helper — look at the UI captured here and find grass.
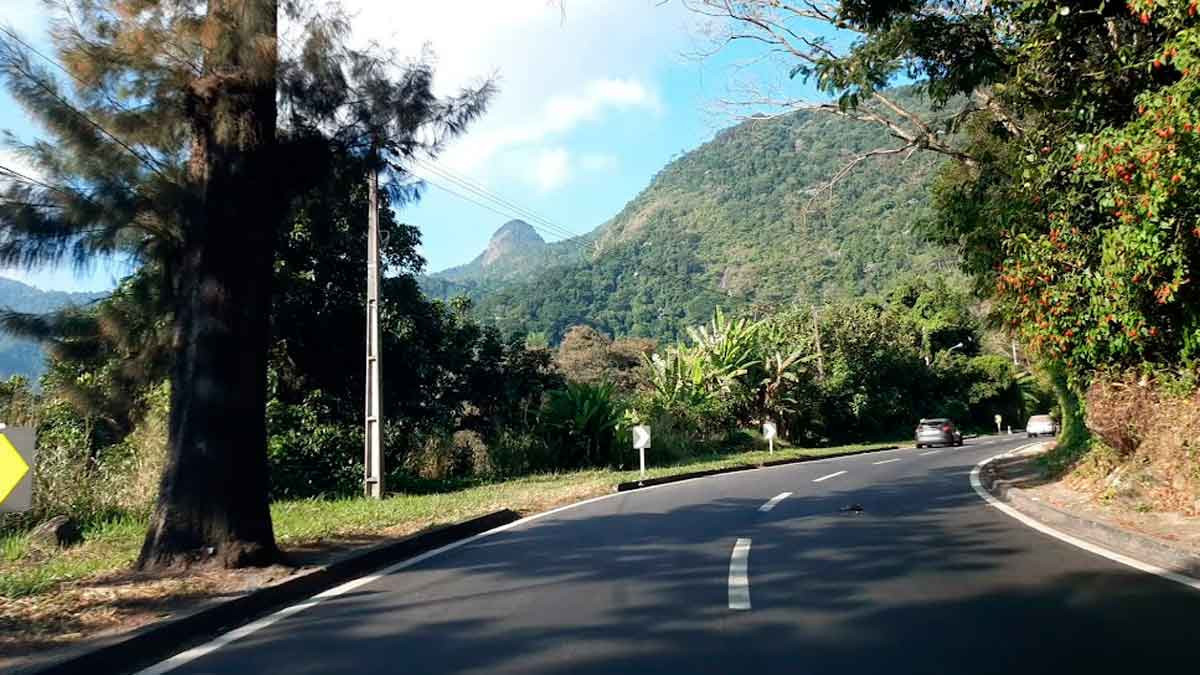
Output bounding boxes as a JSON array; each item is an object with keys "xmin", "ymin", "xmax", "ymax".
[
  {"xmin": 1, "ymin": 436, "xmax": 903, "ymax": 599},
  {"xmin": 0, "ymin": 516, "xmax": 145, "ymax": 598}
]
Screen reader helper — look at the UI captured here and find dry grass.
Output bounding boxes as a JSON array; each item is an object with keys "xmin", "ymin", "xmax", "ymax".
[{"xmin": 1069, "ymin": 375, "xmax": 1200, "ymax": 515}]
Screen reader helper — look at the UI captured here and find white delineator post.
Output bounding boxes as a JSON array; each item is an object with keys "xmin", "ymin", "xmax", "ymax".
[
  {"xmin": 364, "ymin": 166, "xmax": 384, "ymax": 499},
  {"xmin": 763, "ymin": 421, "xmax": 777, "ymax": 454},
  {"xmin": 633, "ymin": 425, "xmax": 651, "ymax": 481}
]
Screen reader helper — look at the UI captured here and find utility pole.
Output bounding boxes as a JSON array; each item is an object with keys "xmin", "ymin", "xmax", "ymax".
[
  {"xmin": 364, "ymin": 164, "xmax": 384, "ymax": 499},
  {"xmin": 812, "ymin": 307, "xmax": 824, "ymax": 380}
]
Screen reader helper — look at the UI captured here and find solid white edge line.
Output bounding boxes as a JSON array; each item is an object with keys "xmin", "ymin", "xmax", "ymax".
[
  {"xmin": 873, "ymin": 458, "xmax": 902, "ymax": 465},
  {"xmin": 137, "ymin": 439, "xmax": 1011, "ymax": 674},
  {"xmin": 758, "ymin": 492, "xmax": 792, "ymax": 512},
  {"xmin": 134, "ymin": 488, "xmax": 631, "ymax": 675},
  {"xmin": 919, "ymin": 450, "xmax": 941, "ymax": 456},
  {"xmin": 812, "ymin": 470, "xmax": 847, "ymax": 482},
  {"xmin": 728, "ymin": 538, "xmax": 752, "ymax": 610},
  {"xmin": 970, "ymin": 446, "xmax": 1200, "ymax": 594}
]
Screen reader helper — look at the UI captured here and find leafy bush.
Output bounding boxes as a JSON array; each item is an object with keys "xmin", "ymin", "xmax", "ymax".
[
  {"xmin": 540, "ymin": 381, "xmax": 622, "ymax": 469},
  {"xmin": 266, "ymin": 391, "xmax": 360, "ymax": 499},
  {"xmin": 9, "ymin": 382, "xmax": 170, "ymax": 532},
  {"xmin": 630, "ymin": 286, "xmax": 1045, "ymax": 445},
  {"xmin": 486, "ymin": 429, "xmax": 553, "ymax": 477}
]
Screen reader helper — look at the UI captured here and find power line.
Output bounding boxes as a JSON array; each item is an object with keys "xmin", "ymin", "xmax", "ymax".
[
  {"xmin": 0, "ymin": 25, "xmax": 170, "ymax": 179},
  {"xmin": 413, "ymin": 158, "xmax": 581, "ymax": 241},
  {"xmin": 410, "ymin": 169, "xmax": 579, "ymax": 244},
  {"xmin": 412, "ymin": 158, "xmax": 583, "ymax": 241},
  {"xmin": 407, "ymin": 169, "xmax": 595, "ymax": 260},
  {"xmin": 0, "ymin": 162, "xmax": 56, "ymax": 192}
]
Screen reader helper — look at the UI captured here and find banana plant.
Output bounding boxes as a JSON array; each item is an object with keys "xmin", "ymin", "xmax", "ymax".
[
  {"xmin": 642, "ymin": 347, "xmax": 713, "ymax": 408},
  {"xmin": 759, "ymin": 348, "xmax": 810, "ymax": 424},
  {"xmin": 686, "ymin": 307, "xmax": 762, "ymax": 389}
]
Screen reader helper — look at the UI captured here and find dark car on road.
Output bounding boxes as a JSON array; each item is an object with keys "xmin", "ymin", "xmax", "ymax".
[{"xmin": 915, "ymin": 418, "xmax": 963, "ymax": 448}]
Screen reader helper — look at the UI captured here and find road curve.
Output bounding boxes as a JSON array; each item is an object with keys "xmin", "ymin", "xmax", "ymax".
[{"xmin": 145, "ymin": 436, "xmax": 1200, "ymax": 675}]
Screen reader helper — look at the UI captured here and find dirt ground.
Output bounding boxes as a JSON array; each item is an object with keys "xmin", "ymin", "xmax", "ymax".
[
  {"xmin": 1018, "ymin": 471, "xmax": 1200, "ymax": 556},
  {"xmin": 987, "ymin": 444, "xmax": 1200, "ymax": 558}
]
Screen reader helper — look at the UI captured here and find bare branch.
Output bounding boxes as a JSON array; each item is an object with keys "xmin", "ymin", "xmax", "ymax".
[
  {"xmin": 973, "ymin": 88, "xmax": 1025, "ymax": 138},
  {"xmin": 800, "ymin": 144, "xmax": 914, "ymax": 225}
]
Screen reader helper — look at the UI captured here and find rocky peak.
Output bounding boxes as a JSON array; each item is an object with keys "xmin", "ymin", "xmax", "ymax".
[{"xmin": 481, "ymin": 220, "xmax": 545, "ymax": 267}]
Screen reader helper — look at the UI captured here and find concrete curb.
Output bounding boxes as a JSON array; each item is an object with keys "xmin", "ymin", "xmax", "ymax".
[
  {"xmin": 615, "ymin": 445, "xmax": 901, "ymax": 492},
  {"xmin": 980, "ymin": 456, "xmax": 1200, "ymax": 582},
  {"xmin": 21, "ymin": 509, "xmax": 520, "ymax": 675}
]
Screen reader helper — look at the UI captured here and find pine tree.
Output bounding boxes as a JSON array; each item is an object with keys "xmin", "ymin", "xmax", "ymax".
[{"xmin": 0, "ymin": 0, "xmax": 490, "ymax": 568}]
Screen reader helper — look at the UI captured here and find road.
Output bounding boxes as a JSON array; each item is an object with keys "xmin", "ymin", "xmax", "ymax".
[{"xmin": 145, "ymin": 436, "xmax": 1200, "ymax": 674}]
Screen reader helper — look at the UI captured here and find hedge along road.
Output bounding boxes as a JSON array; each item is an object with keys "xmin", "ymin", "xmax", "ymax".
[{"xmin": 140, "ymin": 435, "xmax": 1200, "ymax": 675}]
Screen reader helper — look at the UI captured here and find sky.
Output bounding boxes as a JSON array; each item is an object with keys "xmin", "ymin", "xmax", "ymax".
[{"xmin": 0, "ymin": 0, "xmax": 827, "ymax": 292}]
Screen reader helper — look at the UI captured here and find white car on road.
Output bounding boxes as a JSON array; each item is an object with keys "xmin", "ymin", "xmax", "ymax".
[{"xmin": 1026, "ymin": 414, "xmax": 1057, "ymax": 438}]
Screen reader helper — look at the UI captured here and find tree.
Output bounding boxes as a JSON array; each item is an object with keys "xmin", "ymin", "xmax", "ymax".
[
  {"xmin": 555, "ymin": 324, "xmax": 656, "ymax": 390},
  {"xmin": 0, "ymin": 0, "xmax": 491, "ymax": 568},
  {"xmin": 681, "ymin": 0, "xmax": 991, "ymax": 197},
  {"xmin": 686, "ymin": 0, "xmax": 1200, "ymax": 384}
]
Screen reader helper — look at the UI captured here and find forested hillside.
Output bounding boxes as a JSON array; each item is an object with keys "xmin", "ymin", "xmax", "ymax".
[
  {"xmin": 421, "ymin": 219, "xmax": 594, "ymax": 301},
  {"xmin": 431, "ymin": 90, "xmax": 960, "ymax": 341},
  {"xmin": 0, "ymin": 277, "xmax": 101, "ymax": 380}
]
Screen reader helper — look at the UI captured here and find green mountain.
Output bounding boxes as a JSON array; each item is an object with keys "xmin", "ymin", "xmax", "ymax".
[
  {"xmin": 426, "ymin": 92, "xmax": 959, "ymax": 341},
  {"xmin": 422, "ymin": 219, "xmax": 596, "ymax": 301},
  {"xmin": 0, "ymin": 277, "xmax": 103, "ymax": 381}
]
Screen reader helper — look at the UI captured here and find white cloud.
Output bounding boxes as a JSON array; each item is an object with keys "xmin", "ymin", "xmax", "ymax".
[
  {"xmin": 3, "ymin": 1, "xmax": 50, "ymax": 39},
  {"xmin": 342, "ymin": 0, "xmax": 692, "ymax": 175},
  {"xmin": 444, "ymin": 78, "xmax": 660, "ymax": 172},
  {"xmin": 579, "ymin": 152, "xmax": 618, "ymax": 172},
  {"xmin": 532, "ymin": 147, "xmax": 570, "ymax": 192},
  {"xmin": 0, "ymin": 148, "xmax": 42, "ymax": 186},
  {"xmin": 543, "ymin": 79, "xmax": 661, "ymax": 133}
]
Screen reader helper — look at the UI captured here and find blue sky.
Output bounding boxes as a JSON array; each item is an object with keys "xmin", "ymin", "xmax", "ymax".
[{"xmin": 0, "ymin": 0, "xmax": 829, "ymax": 291}]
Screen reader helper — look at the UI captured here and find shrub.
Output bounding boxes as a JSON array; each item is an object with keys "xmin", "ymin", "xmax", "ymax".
[
  {"xmin": 540, "ymin": 381, "xmax": 622, "ymax": 469},
  {"xmin": 487, "ymin": 429, "xmax": 552, "ymax": 477},
  {"xmin": 396, "ymin": 428, "xmax": 500, "ymax": 481},
  {"xmin": 266, "ymin": 390, "xmax": 360, "ymax": 498},
  {"xmin": 13, "ymin": 382, "xmax": 170, "ymax": 531},
  {"xmin": 1085, "ymin": 376, "xmax": 1159, "ymax": 456},
  {"xmin": 555, "ymin": 324, "xmax": 655, "ymax": 391}
]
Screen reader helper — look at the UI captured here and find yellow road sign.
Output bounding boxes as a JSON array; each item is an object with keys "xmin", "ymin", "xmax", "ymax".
[{"xmin": 0, "ymin": 432, "xmax": 30, "ymax": 507}]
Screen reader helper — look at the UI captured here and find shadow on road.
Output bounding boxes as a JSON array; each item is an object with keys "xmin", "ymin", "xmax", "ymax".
[{"xmin": 189, "ymin": 462, "xmax": 1200, "ymax": 675}]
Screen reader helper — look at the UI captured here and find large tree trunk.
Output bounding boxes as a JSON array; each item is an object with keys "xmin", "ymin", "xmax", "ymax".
[{"xmin": 138, "ymin": 0, "xmax": 281, "ymax": 570}]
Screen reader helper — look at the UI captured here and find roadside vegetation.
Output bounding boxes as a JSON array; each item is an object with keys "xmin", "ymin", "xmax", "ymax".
[
  {"xmin": 1, "ymin": 0, "xmax": 1199, "ymax": 649},
  {"xmin": 0, "ymin": 436, "xmax": 897, "ymax": 599},
  {"xmin": 684, "ymin": 0, "xmax": 1200, "ymax": 515},
  {"xmin": 0, "ymin": 272, "xmax": 1036, "ymax": 539}
]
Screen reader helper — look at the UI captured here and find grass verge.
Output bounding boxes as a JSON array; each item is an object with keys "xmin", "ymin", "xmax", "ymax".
[{"xmin": 2, "ymin": 437, "xmax": 900, "ymax": 601}]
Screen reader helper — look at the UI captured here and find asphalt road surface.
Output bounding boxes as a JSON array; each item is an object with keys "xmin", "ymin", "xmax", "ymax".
[{"xmin": 146, "ymin": 436, "xmax": 1200, "ymax": 674}]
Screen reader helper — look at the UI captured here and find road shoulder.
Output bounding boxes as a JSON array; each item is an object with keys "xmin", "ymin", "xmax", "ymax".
[
  {"xmin": 6, "ymin": 510, "xmax": 519, "ymax": 675},
  {"xmin": 975, "ymin": 444, "xmax": 1200, "ymax": 588}
]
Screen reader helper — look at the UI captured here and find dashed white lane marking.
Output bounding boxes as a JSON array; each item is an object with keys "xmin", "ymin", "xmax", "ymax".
[
  {"xmin": 813, "ymin": 470, "xmax": 847, "ymax": 482},
  {"xmin": 758, "ymin": 492, "xmax": 792, "ymax": 512},
  {"xmin": 140, "ymin": 441, "xmax": 1026, "ymax": 674},
  {"xmin": 728, "ymin": 538, "xmax": 752, "ymax": 610},
  {"xmin": 920, "ymin": 450, "xmax": 941, "ymax": 456},
  {"xmin": 873, "ymin": 458, "xmax": 902, "ymax": 465}
]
